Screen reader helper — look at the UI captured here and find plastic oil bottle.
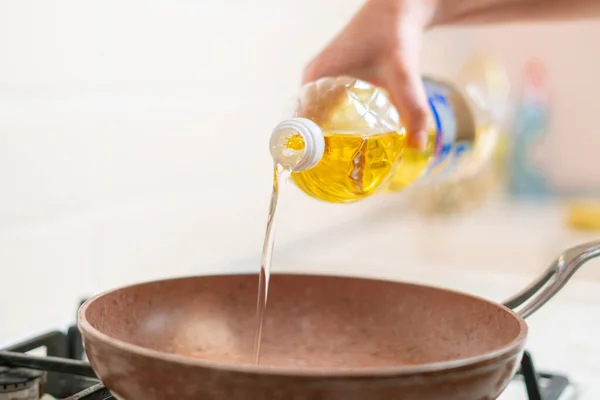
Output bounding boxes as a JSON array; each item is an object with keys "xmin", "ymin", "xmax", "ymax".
[
  {"xmin": 389, "ymin": 55, "xmax": 510, "ymax": 190},
  {"xmin": 269, "ymin": 65, "xmax": 507, "ymax": 203},
  {"xmin": 508, "ymin": 60, "xmax": 551, "ymax": 197},
  {"xmin": 404, "ymin": 55, "xmax": 512, "ymax": 215},
  {"xmin": 269, "ymin": 76, "xmax": 413, "ymax": 203}
]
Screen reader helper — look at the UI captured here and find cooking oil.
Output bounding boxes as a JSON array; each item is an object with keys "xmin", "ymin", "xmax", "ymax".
[
  {"xmin": 255, "ymin": 68, "xmax": 507, "ymax": 364},
  {"xmin": 270, "ymin": 76, "xmax": 438, "ymax": 203},
  {"xmin": 254, "ymin": 163, "xmax": 289, "ymax": 364},
  {"xmin": 269, "ymin": 62, "xmax": 509, "ymax": 204},
  {"xmin": 384, "ymin": 128, "xmax": 437, "ymax": 192},
  {"xmin": 291, "ymin": 131, "xmax": 404, "ymax": 203}
]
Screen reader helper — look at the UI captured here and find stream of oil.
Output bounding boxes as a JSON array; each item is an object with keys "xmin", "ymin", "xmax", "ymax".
[{"xmin": 253, "ymin": 163, "xmax": 290, "ymax": 364}]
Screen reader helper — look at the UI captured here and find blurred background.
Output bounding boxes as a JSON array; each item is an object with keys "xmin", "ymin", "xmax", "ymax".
[{"xmin": 1, "ymin": 0, "xmax": 600, "ymax": 347}]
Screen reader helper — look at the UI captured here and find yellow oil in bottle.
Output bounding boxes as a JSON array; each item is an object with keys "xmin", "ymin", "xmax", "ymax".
[
  {"xmin": 272, "ymin": 77, "xmax": 446, "ymax": 203},
  {"xmin": 384, "ymin": 129, "xmax": 437, "ymax": 192},
  {"xmin": 289, "ymin": 131, "xmax": 404, "ymax": 203}
]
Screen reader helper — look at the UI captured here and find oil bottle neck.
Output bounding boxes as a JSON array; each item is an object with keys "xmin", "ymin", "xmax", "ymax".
[{"xmin": 269, "ymin": 118, "xmax": 325, "ymax": 172}]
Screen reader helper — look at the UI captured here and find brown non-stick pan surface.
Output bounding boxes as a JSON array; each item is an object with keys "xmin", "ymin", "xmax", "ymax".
[{"xmin": 79, "ymin": 273, "xmax": 527, "ymax": 400}]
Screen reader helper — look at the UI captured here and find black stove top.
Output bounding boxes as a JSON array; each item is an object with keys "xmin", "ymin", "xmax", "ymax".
[{"xmin": 0, "ymin": 303, "xmax": 571, "ymax": 400}]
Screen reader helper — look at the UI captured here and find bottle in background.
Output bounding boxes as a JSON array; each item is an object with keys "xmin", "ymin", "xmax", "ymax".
[{"xmin": 508, "ymin": 60, "xmax": 551, "ymax": 197}]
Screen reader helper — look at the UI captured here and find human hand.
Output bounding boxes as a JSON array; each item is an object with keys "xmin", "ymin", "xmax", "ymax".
[{"xmin": 303, "ymin": 0, "xmax": 438, "ymax": 151}]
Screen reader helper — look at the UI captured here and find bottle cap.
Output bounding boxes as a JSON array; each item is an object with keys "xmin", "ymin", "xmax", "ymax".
[{"xmin": 269, "ymin": 117, "xmax": 325, "ymax": 171}]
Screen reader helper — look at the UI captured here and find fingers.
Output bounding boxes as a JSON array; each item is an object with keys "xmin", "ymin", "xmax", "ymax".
[
  {"xmin": 303, "ymin": 51, "xmax": 429, "ymax": 153},
  {"xmin": 301, "ymin": 29, "xmax": 429, "ymax": 153},
  {"xmin": 384, "ymin": 57, "xmax": 429, "ymax": 151}
]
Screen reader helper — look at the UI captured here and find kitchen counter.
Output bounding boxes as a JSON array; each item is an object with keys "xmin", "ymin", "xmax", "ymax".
[{"xmin": 274, "ymin": 195, "xmax": 600, "ymax": 279}]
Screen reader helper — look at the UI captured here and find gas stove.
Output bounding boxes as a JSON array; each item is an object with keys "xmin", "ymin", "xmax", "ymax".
[{"xmin": 0, "ymin": 303, "xmax": 576, "ymax": 400}]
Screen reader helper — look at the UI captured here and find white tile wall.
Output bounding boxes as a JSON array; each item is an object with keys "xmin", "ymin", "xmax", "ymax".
[{"xmin": 1, "ymin": 0, "xmax": 599, "ymax": 346}]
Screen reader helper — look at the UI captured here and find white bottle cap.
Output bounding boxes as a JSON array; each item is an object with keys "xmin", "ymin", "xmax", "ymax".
[{"xmin": 269, "ymin": 117, "xmax": 325, "ymax": 171}]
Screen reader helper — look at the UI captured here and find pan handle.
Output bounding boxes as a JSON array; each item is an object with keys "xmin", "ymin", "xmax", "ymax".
[{"xmin": 502, "ymin": 240, "xmax": 600, "ymax": 318}]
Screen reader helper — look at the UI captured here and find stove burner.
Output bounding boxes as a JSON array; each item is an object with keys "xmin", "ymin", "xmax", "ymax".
[
  {"xmin": 0, "ymin": 366, "xmax": 45, "ymax": 399},
  {"xmin": 0, "ymin": 367, "xmax": 45, "ymax": 389},
  {"xmin": 0, "ymin": 301, "xmax": 575, "ymax": 400}
]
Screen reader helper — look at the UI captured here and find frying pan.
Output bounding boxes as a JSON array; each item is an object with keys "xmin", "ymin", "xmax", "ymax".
[{"xmin": 79, "ymin": 241, "xmax": 600, "ymax": 400}]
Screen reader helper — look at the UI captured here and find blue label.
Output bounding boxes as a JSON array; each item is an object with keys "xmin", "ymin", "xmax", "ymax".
[{"xmin": 422, "ymin": 80, "xmax": 472, "ymax": 180}]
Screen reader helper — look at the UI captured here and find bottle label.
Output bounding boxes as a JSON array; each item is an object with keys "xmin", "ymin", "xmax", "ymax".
[{"xmin": 422, "ymin": 78, "xmax": 476, "ymax": 180}]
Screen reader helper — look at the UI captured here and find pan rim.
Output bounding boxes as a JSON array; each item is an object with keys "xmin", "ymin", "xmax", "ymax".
[{"xmin": 78, "ymin": 272, "xmax": 528, "ymax": 379}]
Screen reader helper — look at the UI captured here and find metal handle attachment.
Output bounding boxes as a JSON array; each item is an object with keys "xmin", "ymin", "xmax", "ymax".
[{"xmin": 503, "ymin": 241, "xmax": 600, "ymax": 318}]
